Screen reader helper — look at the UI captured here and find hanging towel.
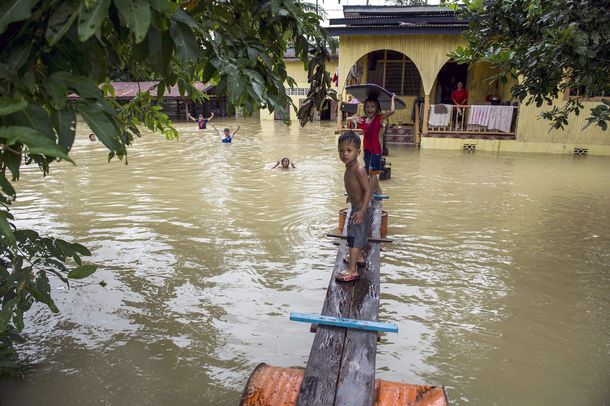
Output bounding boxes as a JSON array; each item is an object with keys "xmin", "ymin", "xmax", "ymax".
[
  {"xmin": 429, "ymin": 104, "xmax": 452, "ymax": 127},
  {"xmin": 487, "ymin": 106, "xmax": 515, "ymax": 133},
  {"xmin": 468, "ymin": 105, "xmax": 492, "ymax": 127}
]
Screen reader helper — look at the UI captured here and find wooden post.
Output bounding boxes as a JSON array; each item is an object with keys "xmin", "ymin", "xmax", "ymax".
[
  {"xmin": 337, "ymin": 96, "xmax": 343, "ymax": 132},
  {"xmin": 414, "ymin": 99, "xmax": 420, "ymax": 146},
  {"xmin": 421, "ymin": 94, "xmax": 430, "ymax": 142}
]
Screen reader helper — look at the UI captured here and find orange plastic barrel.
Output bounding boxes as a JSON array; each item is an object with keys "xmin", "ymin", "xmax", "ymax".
[
  {"xmin": 338, "ymin": 208, "xmax": 388, "ymax": 238},
  {"xmin": 240, "ymin": 364, "xmax": 448, "ymax": 406}
]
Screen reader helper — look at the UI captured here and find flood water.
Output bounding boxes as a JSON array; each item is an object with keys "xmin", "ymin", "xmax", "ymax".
[{"xmin": 1, "ymin": 118, "xmax": 609, "ymax": 405}]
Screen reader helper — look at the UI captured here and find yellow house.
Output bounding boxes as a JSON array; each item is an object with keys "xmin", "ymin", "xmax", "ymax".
[
  {"xmin": 320, "ymin": 5, "xmax": 610, "ymax": 156},
  {"xmin": 260, "ymin": 49, "xmax": 340, "ymax": 122}
]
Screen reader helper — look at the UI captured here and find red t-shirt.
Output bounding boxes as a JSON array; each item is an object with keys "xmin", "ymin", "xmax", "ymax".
[
  {"xmin": 451, "ymin": 88, "xmax": 468, "ymax": 105},
  {"xmin": 357, "ymin": 114, "xmax": 383, "ymax": 155}
]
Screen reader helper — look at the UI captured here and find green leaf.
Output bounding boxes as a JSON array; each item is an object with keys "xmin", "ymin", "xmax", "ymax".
[
  {"xmin": 51, "ymin": 71, "xmax": 103, "ymax": 99},
  {"xmin": 148, "ymin": 27, "xmax": 173, "ymax": 76},
  {"xmin": 71, "ymin": 242, "xmax": 91, "ymax": 257},
  {"xmin": 68, "ymin": 265, "xmax": 97, "ymax": 279},
  {"xmin": 45, "ymin": 0, "xmax": 79, "ymax": 46},
  {"xmin": 0, "ymin": 297, "xmax": 19, "ymax": 332},
  {"xmin": 226, "ymin": 70, "xmax": 245, "ymax": 104},
  {"xmin": 150, "ymin": 0, "xmax": 176, "ymax": 14},
  {"xmin": 99, "ymin": 281, "xmax": 107, "ymax": 287},
  {"xmin": 0, "ymin": 126, "xmax": 73, "ymax": 162},
  {"xmin": 0, "ymin": 212, "xmax": 16, "ymax": 246},
  {"xmin": 0, "ymin": 0, "xmax": 36, "ymax": 35},
  {"xmin": 76, "ymin": 101, "xmax": 124, "ymax": 153},
  {"xmin": 45, "ymin": 78, "xmax": 69, "ymax": 110},
  {"xmin": 114, "ymin": 0, "xmax": 151, "ymax": 43},
  {"xmin": 54, "ymin": 239, "xmax": 74, "ymax": 257},
  {"xmin": 170, "ymin": 21, "xmax": 197, "ymax": 66},
  {"xmin": 6, "ymin": 104, "xmax": 54, "ymax": 139},
  {"xmin": 0, "ymin": 173, "xmax": 16, "ymax": 202},
  {"xmin": 0, "ymin": 96, "xmax": 27, "ymax": 116},
  {"xmin": 51, "ymin": 108, "xmax": 76, "ymax": 151},
  {"xmin": 169, "ymin": 8, "xmax": 199, "ymax": 30},
  {"xmin": 77, "ymin": 0, "xmax": 111, "ymax": 41}
]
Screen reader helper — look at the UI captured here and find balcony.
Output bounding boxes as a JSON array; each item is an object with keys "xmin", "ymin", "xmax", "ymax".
[{"xmin": 422, "ymin": 104, "xmax": 519, "ymax": 140}]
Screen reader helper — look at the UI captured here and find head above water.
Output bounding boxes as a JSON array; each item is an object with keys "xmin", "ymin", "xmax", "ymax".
[
  {"xmin": 338, "ymin": 131, "xmax": 361, "ymax": 150},
  {"xmin": 281, "ymin": 158, "xmax": 290, "ymax": 168},
  {"xmin": 363, "ymin": 97, "xmax": 381, "ymax": 117},
  {"xmin": 224, "ymin": 128, "xmax": 230, "ymax": 133}
]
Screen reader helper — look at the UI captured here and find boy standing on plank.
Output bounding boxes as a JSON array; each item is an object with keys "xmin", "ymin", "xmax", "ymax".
[{"xmin": 336, "ymin": 131, "xmax": 371, "ymax": 282}]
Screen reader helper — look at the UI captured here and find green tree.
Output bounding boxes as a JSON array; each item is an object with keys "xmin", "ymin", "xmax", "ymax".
[
  {"xmin": 0, "ymin": 0, "xmax": 333, "ymax": 374},
  {"xmin": 444, "ymin": 0, "xmax": 609, "ymax": 130}
]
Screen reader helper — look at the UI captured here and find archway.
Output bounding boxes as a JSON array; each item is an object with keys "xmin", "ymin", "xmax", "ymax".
[{"xmin": 342, "ymin": 50, "xmax": 424, "ymax": 145}]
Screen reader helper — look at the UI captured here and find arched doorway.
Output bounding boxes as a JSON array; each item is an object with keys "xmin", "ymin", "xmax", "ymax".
[{"xmin": 343, "ymin": 50, "xmax": 424, "ymax": 145}]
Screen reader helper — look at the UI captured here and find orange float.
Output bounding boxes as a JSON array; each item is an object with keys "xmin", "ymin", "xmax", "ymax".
[{"xmin": 240, "ymin": 364, "xmax": 448, "ymax": 406}]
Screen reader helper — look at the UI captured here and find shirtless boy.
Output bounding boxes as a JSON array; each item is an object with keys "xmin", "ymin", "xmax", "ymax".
[{"xmin": 336, "ymin": 131, "xmax": 371, "ymax": 282}]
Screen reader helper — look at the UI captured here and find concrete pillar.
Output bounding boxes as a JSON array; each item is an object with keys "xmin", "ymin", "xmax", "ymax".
[{"xmin": 421, "ymin": 94, "xmax": 430, "ymax": 141}]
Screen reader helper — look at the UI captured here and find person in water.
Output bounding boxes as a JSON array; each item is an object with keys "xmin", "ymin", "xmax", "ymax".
[
  {"xmin": 89, "ymin": 133, "xmax": 96, "ymax": 142},
  {"xmin": 272, "ymin": 158, "xmax": 296, "ymax": 169},
  {"xmin": 189, "ymin": 112, "xmax": 214, "ymax": 129},
  {"xmin": 346, "ymin": 94, "xmax": 396, "ymax": 196},
  {"xmin": 336, "ymin": 131, "xmax": 371, "ymax": 283},
  {"xmin": 210, "ymin": 123, "xmax": 240, "ymax": 143}
]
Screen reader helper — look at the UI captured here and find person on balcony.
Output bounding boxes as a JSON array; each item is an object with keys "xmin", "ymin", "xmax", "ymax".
[{"xmin": 451, "ymin": 81, "xmax": 468, "ymax": 129}]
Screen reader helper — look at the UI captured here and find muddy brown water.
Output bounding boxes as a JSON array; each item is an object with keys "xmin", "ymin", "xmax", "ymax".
[{"xmin": 1, "ymin": 119, "xmax": 608, "ymax": 405}]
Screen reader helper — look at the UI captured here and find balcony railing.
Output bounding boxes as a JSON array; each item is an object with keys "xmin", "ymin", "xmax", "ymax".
[{"xmin": 426, "ymin": 104, "xmax": 519, "ymax": 136}]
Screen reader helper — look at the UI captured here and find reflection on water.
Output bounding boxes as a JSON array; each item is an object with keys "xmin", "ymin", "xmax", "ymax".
[{"xmin": 1, "ymin": 119, "xmax": 608, "ymax": 405}]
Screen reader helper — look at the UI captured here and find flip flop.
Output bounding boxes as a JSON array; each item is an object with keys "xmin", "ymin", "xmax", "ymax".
[
  {"xmin": 336, "ymin": 269, "xmax": 360, "ymax": 282},
  {"xmin": 343, "ymin": 257, "xmax": 366, "ymax": 267}
]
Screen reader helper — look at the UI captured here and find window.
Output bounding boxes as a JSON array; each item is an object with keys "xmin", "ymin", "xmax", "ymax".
[{"xmin": 366, "ymin": 50, "xmax": 422, "ymax": 96}]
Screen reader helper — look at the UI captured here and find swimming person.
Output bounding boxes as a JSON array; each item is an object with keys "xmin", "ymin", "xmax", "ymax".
[
  {"xmin": 211, "ymin": 123, "xmax": 240, "ymax": 143},
  {"xmin": 272, "ymin": 158, "xmax": 296, "ymax": 169},
  {"xmin": 335, "ymin": 131, "xmax": 371, "ymax": 283},
  {"xmin": 188, "ymin": 112, "xmax": 215, "ymax": 129}
]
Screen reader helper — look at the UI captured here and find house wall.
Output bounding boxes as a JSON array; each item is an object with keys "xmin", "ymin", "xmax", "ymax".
[
  {"xmin": 260, "ymin": 59, "xmax": 339, "ymax": 121},
  {"xmin": 336, "ymin": 34, "xmax": 610, "ymax": 153}
]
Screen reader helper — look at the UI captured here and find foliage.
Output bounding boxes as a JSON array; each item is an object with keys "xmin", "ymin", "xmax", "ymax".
[
  {"xmin": 443, "ymin": 0, "xmax": 610, "ymax": 130},
  {"xmin": 0, "ymin": 0, "xmax": 333, "ymax": 372}
]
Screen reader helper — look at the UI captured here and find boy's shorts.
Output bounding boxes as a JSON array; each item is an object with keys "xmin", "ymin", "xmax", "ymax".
[
  {"xmin": 346, "ymin": 206, "xmax": 371, "ymax": 249},
  {"xmin": 364, "ymin": 150, "xmax": 382, "ymax": 175}
]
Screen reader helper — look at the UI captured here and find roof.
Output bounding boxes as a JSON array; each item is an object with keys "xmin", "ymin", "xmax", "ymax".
[
  {"xmin": 111, "ymin": 82, "xmax": 213, "ymax": 99},
  {"xmin": 326, "ymin": 5, "xmax": 468, "ymax": 36}
]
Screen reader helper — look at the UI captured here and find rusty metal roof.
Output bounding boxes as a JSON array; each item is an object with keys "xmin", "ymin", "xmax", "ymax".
[{"xmin": 111, "ymin": 82, "xmax": 213, "ymax": 99}]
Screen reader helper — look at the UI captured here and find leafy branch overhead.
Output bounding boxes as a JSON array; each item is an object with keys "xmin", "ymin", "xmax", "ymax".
[
  {"xmin": 443, "ymin": 0, "xmax": 609, "ymax": 130},
  {"xmin": 0, "ymin": 0, "xmax": 333, "ymax": 366}
]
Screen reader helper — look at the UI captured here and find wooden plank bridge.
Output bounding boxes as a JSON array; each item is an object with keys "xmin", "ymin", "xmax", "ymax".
[
  {"xmin": 296, "ymin": 199, "xmax": 385, "ymax": 406},
  {"xmin": 240, "ymin": 198, "xmax": 448, "ymax": 406}
]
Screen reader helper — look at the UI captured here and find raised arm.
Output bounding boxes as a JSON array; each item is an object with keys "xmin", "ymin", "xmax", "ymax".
[
  {"xmin": 206, "ymin": 112, "xmax": 215, "ymax": 121},
  {"xmin": 231, "ymin": 124, "xmax": 240, "ymax": 136},
  {"xmin": 187, "ymin": 112, "xmax": 196, "ymax": 122},
  {"xmin": 381, "ymin": 93, "xmax": 397, "ymax": 120},
  {"xmin": 272, "ymin": 160, "xmax": 280, "ymax": 169}
]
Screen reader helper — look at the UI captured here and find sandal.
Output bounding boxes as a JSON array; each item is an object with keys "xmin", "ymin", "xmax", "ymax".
[
  {"xmin": 336, "ymin": 269, "xmax": 360, "ymax": 282},
  {"xmin": 343, "ymin": 257, "xmax": 366, "ymax": 267}
]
